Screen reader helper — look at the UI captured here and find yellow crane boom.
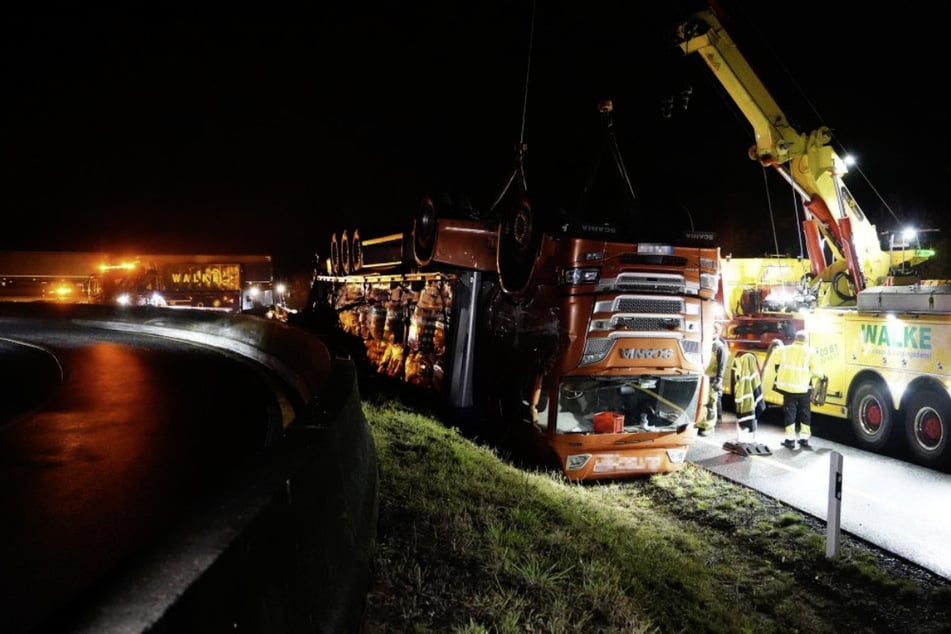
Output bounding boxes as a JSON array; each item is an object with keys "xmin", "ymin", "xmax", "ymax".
[{"xmin": 676, "ymin": 8, "xmax": 913, "ymax": 304}]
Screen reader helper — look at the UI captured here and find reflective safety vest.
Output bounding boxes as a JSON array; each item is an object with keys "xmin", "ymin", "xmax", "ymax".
[
  {"xmin": 732, "ymin": 352, "xmax": 764, "ymax": 424},
  {"xmin": 774, "ymin": 340, "xmax": 822, "ymax": 394},
  {"xmin": 706, "ymin": 336, "xmax": 728, "ymax": 382}
]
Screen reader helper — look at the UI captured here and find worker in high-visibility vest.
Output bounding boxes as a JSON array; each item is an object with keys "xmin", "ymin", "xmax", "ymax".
[
  {"xmin": 732, "ymin": 352, "xmax": 764, "ymax": 442},
  {"xmin": 698, "ymin": 322, "xmax": 728, "ymax": 437},
  {"xmin": 773, "ymin": 330, "xmax": 825, "ymax": 449}
]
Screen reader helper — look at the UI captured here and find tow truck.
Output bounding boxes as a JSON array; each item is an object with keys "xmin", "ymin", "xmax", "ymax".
[
  {"xmin": 100, "ymin": 254, "xmax": 275, "ymax": 314},
  {"xmin": 676, "ymin": 6, "xmax": 951, "ymax": 468}
]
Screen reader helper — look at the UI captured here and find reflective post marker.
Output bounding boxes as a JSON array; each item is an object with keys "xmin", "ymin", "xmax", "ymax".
[{"xmin": 826, "ymin": 451, "xmax": 843, "ymax": 559}]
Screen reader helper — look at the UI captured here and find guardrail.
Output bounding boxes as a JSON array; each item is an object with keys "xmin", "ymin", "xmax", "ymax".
[{"xmin": 5, "ymin": 303, "xmax": 379, "ymax": 634}]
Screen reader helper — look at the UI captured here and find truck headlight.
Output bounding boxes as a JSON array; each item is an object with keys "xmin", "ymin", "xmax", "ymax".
[
  {"xmin": 700, "ymin": 273, "xmax": 719, "ymax": 291},
  {"xmin": 581, "ymin": 338, "xmax": 614, "ymax": 366},
  {"xmin": 565, "ymin": 454, "xmax": 592, "ymax": 471},
  {"xmin": 564, "ymin": 267, "xmax": 600, "ymax": 286},
  {"xmin": 666, "ymin": 448, "xmax": 688, "ymax": 464}
]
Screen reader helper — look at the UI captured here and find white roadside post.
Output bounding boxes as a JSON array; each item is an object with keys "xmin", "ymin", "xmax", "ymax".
[{"xmin": 826, "ymin": 451, "xmax": 843, "ymax": 559}]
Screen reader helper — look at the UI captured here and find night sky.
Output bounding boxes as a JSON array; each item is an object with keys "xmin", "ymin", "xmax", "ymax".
[{"xmin": 3, "ymin": 2, "xmax": 947, "ymax": 275}]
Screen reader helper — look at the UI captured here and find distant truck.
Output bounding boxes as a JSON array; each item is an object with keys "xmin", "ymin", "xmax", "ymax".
[
  {"xmin": 101, "ymin": 254, "xmax": 275, "ymax": 313},
  {"xmin": 0, "ymin": 251, "xmax": 106, "ymax": 303}
]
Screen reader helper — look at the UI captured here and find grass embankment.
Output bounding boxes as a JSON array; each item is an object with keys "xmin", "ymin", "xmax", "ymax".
[{"xmin": 359, "ymin": 395, "xmax": 951, "ymax": 633}]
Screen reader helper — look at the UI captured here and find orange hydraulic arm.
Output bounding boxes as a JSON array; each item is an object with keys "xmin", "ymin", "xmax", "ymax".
[{"xmin": 674, "ymin": 8, "xmax": 895, "ymax": 297}]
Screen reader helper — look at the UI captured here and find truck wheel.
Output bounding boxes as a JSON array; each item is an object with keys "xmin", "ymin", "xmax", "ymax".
[
  {"xmin": 330, "ymin": 233, "xmax": 340, "ymax": 275},
  {"xmin": 850, "ymin": 381, "xmax": 895, "ymax": 452},
  {"xmin": 413, "ymin": 196, "xmax": 438, "ymax": 266},
  {"xmin": 497, "ymin": 198, "xmax": 541, "ymax": 296},
  {"xmin": 340, "ymin": 230, "xmax": 352, "ymax": 275},
  {"xmin": 351, "ymin": 228, "xmax": 363, "ymax": 272},
  {"xmin": 903, "ymin": 387, "xmax": 951, "ymax": 469}
]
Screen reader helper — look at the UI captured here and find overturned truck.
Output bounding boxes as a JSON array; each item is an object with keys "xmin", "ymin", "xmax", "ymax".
[
  {"xmin": 303, "ymin": 193, "xmax": 724, "ymax": 481},
  {"xmin": 302, "ymin": 103, "xmax": 724, "ymax": 480}
]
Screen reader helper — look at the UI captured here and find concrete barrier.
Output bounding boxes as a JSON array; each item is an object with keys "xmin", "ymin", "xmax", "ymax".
[{"xmin": 7, "ymin": 303, "xmax": 379, "ymax": 633}]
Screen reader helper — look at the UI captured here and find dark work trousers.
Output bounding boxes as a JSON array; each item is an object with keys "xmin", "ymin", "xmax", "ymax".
[{"xmin": 782, "ymin": 390, "xmax": 812, "ymax": 440}]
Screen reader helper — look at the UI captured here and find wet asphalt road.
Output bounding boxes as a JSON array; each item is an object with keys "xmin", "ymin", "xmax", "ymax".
[
  {"xmin": 0, "ymin": 316, "xmax": 284, "ymax": 634},
  {"xmin": 689, "ymin": 409, "xmax": 951, "ymax": 581}
]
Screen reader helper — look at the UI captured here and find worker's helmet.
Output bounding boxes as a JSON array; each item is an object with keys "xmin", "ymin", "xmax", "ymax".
[{"xmin": 795, "ymin": 330, "xmax": 808, "ymax": 342}]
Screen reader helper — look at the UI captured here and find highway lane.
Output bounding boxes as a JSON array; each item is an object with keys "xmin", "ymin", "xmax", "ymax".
[
  {"xmin": 689, "ymin": 409, "xmax": 951, "ymax": 581},
  {"xmin": 0, "ymin": 314, "xmax": 288, "ymax": 634}
]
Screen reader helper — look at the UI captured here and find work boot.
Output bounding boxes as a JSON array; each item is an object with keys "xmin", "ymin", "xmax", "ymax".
[
  {"xmin": 799, "ymin": 438, "xmax": 811, "ymax": 448},
  {"xmin": 781, "ymin": 439, "xmax": 796, "ymax": 449}
]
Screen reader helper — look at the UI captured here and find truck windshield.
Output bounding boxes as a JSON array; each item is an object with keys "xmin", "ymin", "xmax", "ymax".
[{"xmin": 555, "ymin": 375, "xmax": 701, "ymax": 433}]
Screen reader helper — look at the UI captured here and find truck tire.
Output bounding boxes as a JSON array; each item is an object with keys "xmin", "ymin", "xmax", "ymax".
[
  {"xmin": 903, "ymin": 387, "xmax": 951, "ymax": 469},
  {"xmin": 340, "ymin": 230, "xmax": 352, "ymax": 275},
  {"xmin": 413, "ymin": 196, "xmax": 438, "ymax": 267},
  {"xmin": 351, "ymin": 229, "xmax": 363, "ymax": 272},
  {"xmin": 330, "ymin": 233, "xmax": 341, "ymax": 276},
  {"xmin": 497, "ymin": 198, "xmax": 542, "ymax": 296},
  {"xmin": 850, "ymin": 380, "xmax": 896, "ymax": 452}
]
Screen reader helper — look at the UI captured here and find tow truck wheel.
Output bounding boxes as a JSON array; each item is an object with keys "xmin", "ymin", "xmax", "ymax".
[
  {"xmin": 850, "ymin": 381, "xmax": 895, "ymax": 451},
  {"xmin": 330, "ymin": 233, "xmax": 340, "ymax": 275},
  {"xmin": 497, "ymin": 198, "xmax": 542, "ymax": 296},
  {"xmin": 413, "ymin": 196, "xmax": 438, "ymax": 266},
  {"xmin": 903, "ymin": 387, "xmax": 951, "ymax": 469}
]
